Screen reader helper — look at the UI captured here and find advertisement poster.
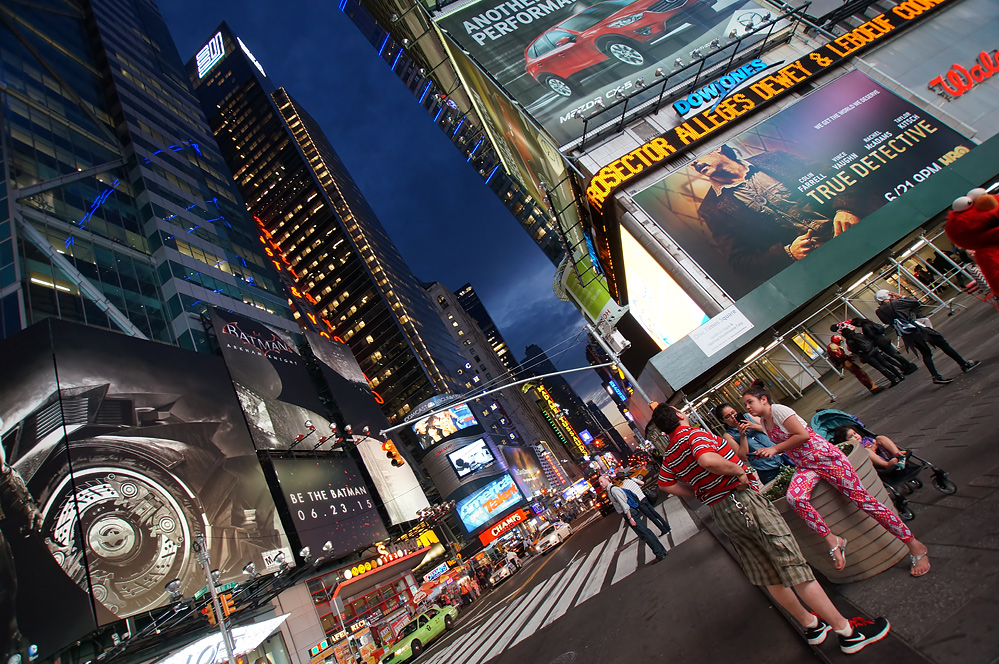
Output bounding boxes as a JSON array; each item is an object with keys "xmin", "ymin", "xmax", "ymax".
[
  {"xmin": 499, "ymin": 445, "xmax": 549, "ymax": 496},
  {"xmin": 270, "ymin": 457, "xmax": 388, "ymax": 557},
  {"xmin": 0, "ymin": 320, "xmax": 292, "ymax": 660},
  {"xmin": 411, "ymin": 404, "xmax": 478, "ymax": 446},
  {"xmin": 447, "ymin": 439, "xmax": 497, "ymax": 478},
  {"xmin": 455, "ymin": 474, "xmax": 525, "ymax": 532},
  {"xmin": 304, "ymin": 331, "xmax": 430, "ymax": 525},
  {"xmin": 633, "ymin": 70, "xmax": 973, "ymax": 300},
  {"xmin": 210, "ymin": 308, "xmax": 330, "ymax": 451},
  {"xmin": 437, "ymin": 0, "xmax": 784, "ymax": 146}
]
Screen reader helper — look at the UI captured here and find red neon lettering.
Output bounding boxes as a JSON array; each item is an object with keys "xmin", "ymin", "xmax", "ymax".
[
  {"xmin": 288, "ymin": 267, "xmax": 298, "ymax": 279},
  {"xmin": 305, "ymin": 293, "xmax": 317, "ymax": 304},
  {"xmin": 307, "ymin": 312, "xmax": 318, "ymax": 325},
  {"xmin": 272, "ymin": 260, "xmax": 282, "ymax": 271},
  {"xmin": 929, "ymin": 50, "xmax": 999, "ymax": 99},
  {"xmin": 372, "ymin": 390, "xmax": 384, "ymax": 405}
]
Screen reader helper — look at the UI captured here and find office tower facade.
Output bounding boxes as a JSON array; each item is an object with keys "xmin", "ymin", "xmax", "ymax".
[
  {"xmin": 188, "ymin": 24, "xmax": 466, "ymax": 422},
  {"xmin": 454, "ymin": 282, "xmax": 515, "ymax": 372},
  {"xmin": 0, "ymin": 0, "xmax": 295, "ymax": 348}
]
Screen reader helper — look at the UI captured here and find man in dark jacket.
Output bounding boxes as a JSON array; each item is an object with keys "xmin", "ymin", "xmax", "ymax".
[
  {"xmin": 847, "ymin": 317, "xmax": 918, "ymax": 374},
  {"xmin": 874, "ymin": 290, "xmax": 979, "ymax": 384},
  {"xmin": 694, "ymin": 145, "xmax": 872, "ymax": 285},
  {"xmin": 837, "ymin": 324, "xmax": 903, "ymax": 387}
]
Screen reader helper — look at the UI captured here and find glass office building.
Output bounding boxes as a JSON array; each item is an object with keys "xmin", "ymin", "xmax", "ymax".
[{"xmin": 0, "ymin": 0, "xmax": 294, "ymax": 349}]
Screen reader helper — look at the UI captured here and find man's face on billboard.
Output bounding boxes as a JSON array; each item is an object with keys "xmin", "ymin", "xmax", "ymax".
[{"xmin": 692, "ymin": 149, "xmax": 749, "ymax": 186}]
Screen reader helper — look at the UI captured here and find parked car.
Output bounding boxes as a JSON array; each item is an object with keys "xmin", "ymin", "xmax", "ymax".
[
  {"xmin": 381, "ymin": 605, "xmax": 457, "ymax": 663},
  {"xmin": 533, "ymin": 521, "xmax": 572, "ymax": 554},
  {"xmin": 525, "ymin": 0, "xmax": 716, "ymax": 97},
  {"xmin": 488, "ymin": 560, "xmax": 518, "ymax": 587}
]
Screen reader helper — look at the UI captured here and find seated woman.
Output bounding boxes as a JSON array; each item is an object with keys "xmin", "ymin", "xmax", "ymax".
[
  {"xmin": 832, "ymin": 425, "xmax": 907, "ymax": 472},
  {"xmin": 713, "ymin": 402, "xmax": 790, "ymax": 485}
]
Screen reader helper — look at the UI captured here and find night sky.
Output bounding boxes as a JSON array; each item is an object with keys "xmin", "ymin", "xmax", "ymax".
[{"xmin": 158, "ymin": 1, "xmax": 632, "ymax": 439}]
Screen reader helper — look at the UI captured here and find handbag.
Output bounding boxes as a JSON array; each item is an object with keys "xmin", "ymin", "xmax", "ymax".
[{"xmin": 624, "ymin": 488, "xmax": 641, "ymax": 509}]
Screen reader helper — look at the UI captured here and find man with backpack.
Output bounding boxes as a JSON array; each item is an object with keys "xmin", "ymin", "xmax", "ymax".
[
  {"xmin": 620, "ymin": 472, "xmax": 671, "ymax": 537},
  {"xmin": 874, "ymin": 289, "xmax": 979, "ymax": 385},
  {"xmin": 598, "ymin": 474, "xmax": 668, "ymax": 563},
  {"xmin": 847, "ymin": 316, "xmax": 919, "ymax": 375}
]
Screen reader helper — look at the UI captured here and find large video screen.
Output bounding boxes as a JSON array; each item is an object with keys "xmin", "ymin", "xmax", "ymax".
[
  {"xmin": 456, "ymin": 474, "xmax": 525, "ymax": 532},
  {"xmin": 411, "ymin": 403, "xmax": 477, "ymax": 445},
  {"xmin": 436, "ymin": 0, "xmax": 787, "ymax": 146},
  {"xmin": 447, "ymin": 439, "xmax": 497, "ymax": 478},
  {"xmin": 621, "ymin": 225, "xmax": 709, "ymax": 349},
  {"xmin": 271, "ymin": 456, "xmax": 388, "ymax": 557},
  {"xmin": 632, "ymin": 70, "xmax": 973, "ymax": 301},
  {"xmin": 0, "ymin": 319, "xmax": 293, "ymax": 658}
]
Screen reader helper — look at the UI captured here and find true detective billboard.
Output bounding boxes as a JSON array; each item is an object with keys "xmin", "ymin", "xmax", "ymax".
[
  {"xmin": 270, "ymin": 456, "xmax": 388, "ymax": 559},
  {"xmin": 632, "ymin": 70, "xmax": 973, "ymax": 301},
  {"xmin": 0, "ymin": 319, "xmax": 292, "ymax": 660},
  {"xmin": 210, "ymin": 308, "xmax": 331, "ymax": 451},
  {"xmin": 436, "ymin": 0, "xmax": 786, "ymax": 146},
  {"xmin": 303, "ymin": 330, "xmax": 430, "ymax": 525},
  {"xmin": 860, "ymin": 0, "xmax": 999, "ymax": 143}
]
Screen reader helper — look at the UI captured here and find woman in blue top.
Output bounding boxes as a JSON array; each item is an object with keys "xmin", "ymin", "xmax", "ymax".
[{"xmin": 714, "ymin": 402, "xmax": 789, "ymax": 485}]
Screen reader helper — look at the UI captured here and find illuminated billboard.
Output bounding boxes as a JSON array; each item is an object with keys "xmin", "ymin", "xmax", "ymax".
[
  {"xmin": 632, "ymin": 70, "xmax": 973, "ymax": 301},
  {"xmin": 0, "ymin": 320, "xmax": 292, "ymax": 658},
  {"xmin": 436, "ymin": 0, "xmax": 786, "ymax": 146},
  {"xmin": 271, "ymin": 456, "xmax": 388, "ymax": 557},
  {"xmin": 456, "ymin": 474, "xmax": 525, "ymax": 532},
  {"xmin": 411, "ymin": 403, "xmax": 477, "ymax": 445},
  {"xmin": 447, "ymin": 438, "xmax": 498, "ymax": 478},
  {"xmin": 621, "ymin": 224, "xmax": 709, "ymax": 348}
]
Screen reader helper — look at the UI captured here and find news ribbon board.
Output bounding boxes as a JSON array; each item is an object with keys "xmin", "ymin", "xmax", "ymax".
[{"xmin": 586, "ymin": 0, "xmax": 960, "ymax": 214}]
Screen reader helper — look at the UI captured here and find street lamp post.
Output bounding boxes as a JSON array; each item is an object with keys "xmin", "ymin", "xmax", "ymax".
[{"xmin": 194, "ymin": 533, "xmax": 237, "ymax": 664}]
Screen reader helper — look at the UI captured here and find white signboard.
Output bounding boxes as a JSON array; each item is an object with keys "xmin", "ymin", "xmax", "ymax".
[
  {"xmin": 160, "ymin": 614, "xmax": 289, "ymax": 664},
  {"xmin": 689, "ymin": 306, "xmax": 754, "ymax": 357}
]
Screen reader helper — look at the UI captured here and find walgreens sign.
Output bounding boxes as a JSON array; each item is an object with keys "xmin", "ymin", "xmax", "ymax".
[{"xmin": 928, "ymin": 49, "xmax": 999, "ymax": 100}]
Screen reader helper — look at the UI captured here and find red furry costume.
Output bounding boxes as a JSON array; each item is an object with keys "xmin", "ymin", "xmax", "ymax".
[{"xmin": 945, "ymin": 188, "xmax": 999, "ymax": 294}]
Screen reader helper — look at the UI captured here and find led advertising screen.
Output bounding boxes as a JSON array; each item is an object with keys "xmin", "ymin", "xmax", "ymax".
[
  {"xmin": 436, "ymin": 0, "xmax": 786, "ymax": 146},
  {"xmin": 304, "ymin": 331, "xmax": 430, "ymax": 525},
  {"xmin": 411, "ymin": 403, "xmax": 477, "ymax": 446},
  {"xmin": 270, "ymin": 456, "xmax": 388, "ymax": 558},
  {"xmin": 0, "ymin": 319, "xmax": 293, "ymax": 658},
  {"xmin": 632, "ymin": 70, "xmax": 974, "ymax": 301},
  {"xmin": 447, "ymin": 438, "xmax": 497, "ymax": 478},
  {"xmin": 455, "ymin": 474, "xmax": 525, "ymax": 532},
  {"xmin": 621, "ymin": 224, "xmax": 709, "ymax": 348},
  {"xmin": 210, "ymin": 308, "xmax": 331, "ymax": 451},
  {"xmin": 499, "ymin": 445, "xmax": 549, "ymax": 496}
]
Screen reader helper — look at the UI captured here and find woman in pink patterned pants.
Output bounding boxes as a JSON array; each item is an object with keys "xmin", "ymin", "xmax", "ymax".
[{"xmin": 741, "ymin": 381, "xmax": 930, "ymax": 577}]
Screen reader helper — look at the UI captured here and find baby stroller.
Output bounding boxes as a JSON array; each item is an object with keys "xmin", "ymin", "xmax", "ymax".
[{"xmin": 810, "ymin": 409, "xmax": 957, "ymax": 521}]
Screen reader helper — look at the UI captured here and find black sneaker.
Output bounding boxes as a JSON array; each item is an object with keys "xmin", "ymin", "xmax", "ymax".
[
  {"xmin": 962, "ymin": 360, "xmax": 981, "ymax": 372},
  {"xmin": 903, "ymin": 364, "xmax": 919, "ymax": 375},
  {"xmin": 932, "ymin": 376, "xmax": 954, "ymax": 385},
  {"xmin": 839, "ymin": 616, "xmax": 891, "ymax": 654},
  {"xmin": 804, "ymin": 618, "xmax": 831, "ymax": 645}
]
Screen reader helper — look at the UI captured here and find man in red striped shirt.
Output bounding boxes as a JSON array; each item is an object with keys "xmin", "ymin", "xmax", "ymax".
[{"xmin": 648, "ymin": 404, "xmax": 890, "ymax": 655}]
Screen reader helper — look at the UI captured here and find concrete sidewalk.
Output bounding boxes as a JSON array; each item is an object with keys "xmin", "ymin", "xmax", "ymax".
[{"xmin": 774, "ymin": 294, "xmax": 999, "ymax": 663}]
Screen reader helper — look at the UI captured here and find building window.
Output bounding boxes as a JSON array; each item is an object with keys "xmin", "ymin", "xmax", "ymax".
[{"xmin": 438, "ymin": 296, "xmax": 449, "ymax": 309}]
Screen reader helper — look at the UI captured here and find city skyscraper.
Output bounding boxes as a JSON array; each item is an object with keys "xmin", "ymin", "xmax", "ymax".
[
  {"xmin": 188, "ymin": 24, "xmax": 467, "ymax": 422},
  {"xmin": 0, "ymin": 0, "xmax": 296, "ymax": 348},
  {"xmin": 454, "ymin": 282, "xmax": 515, "ymax": 373}
]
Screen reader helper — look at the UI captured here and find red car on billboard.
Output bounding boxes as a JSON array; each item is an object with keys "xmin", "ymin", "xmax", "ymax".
[{"xmin": 525, "ymin": 0, "xmax": 715, "ymax": 97}]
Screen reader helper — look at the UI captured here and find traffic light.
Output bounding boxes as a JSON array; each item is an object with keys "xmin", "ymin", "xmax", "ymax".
[
  {"xmin": 382, "ymin": 440, "xmax": 405, "ymax": 467},
  {"xmin": 201, "ymin": 605, "xmax": 217, "ymax": 626},
  {"xmin": 221, "ymin": 593, "xmax": 236, "ymax": 617}
]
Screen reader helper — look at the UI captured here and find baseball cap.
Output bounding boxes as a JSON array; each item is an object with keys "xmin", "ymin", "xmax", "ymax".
[{"xmin": 875, "ymin": 289, "xmax": 892, "ymax": 302}]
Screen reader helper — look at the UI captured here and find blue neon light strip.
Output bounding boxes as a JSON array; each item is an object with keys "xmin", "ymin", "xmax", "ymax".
[
  {"xmin": 377, "ymin": 34, "xmax": 390, "ymax": 56},
  {"xmin": 418, "ymin": 81, "xmax": 432, "ymax": 103},
  {"xmin": 485, "ymin": 164, "xmax": 499, "ymax": 184},
  {"xmin": 391, "ymin": 48, "xmax": 403, "ymax": 70}
]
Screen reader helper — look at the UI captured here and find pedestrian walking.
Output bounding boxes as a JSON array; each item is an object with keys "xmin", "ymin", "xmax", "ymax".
[
  {"xmin": 599, "ymin": 474, "xmax": 668, "ymax": 563},
  {"xmin": 714, "ymin": 403, "xmax": 792, "ymax": 484},
  {"xmin": 826, "ymin": 335, "xmax": 881, "ymax": 394},
  {"xmin": 875, "ymin": 289, "xmax": 979, "ymax": 384},
  {"xmin": 837, "ymin": 323, "xmax": 903, "ymax": 387},
  {"xmin": 619, "ymin": 472, "xmax": 671, "ymax": 536},
  {"xmin": 647, "ymin": 404, "xmax": 892, "ymax": 655},
  {"xmin": 741, "ymin": 380, "xmax": 931, "ymax": 577},
  {"xmin": 847, "ymin": 316, "xmax": 918, "ymax": 375}
]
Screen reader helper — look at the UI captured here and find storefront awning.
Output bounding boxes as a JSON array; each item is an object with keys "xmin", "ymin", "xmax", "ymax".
[
  {"xmin": 158, "ymin": 614, "xmax": 289, "ymax": 664},
  {"xmin": 332, "ymin": 547, "xmax": 431, "ymax": 603}
]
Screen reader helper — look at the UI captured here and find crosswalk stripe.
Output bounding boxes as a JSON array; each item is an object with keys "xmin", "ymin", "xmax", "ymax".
[
  {"xmin": 663, "ymin": 498, "xmax": 698, "ymax": 543},
  {"xmin": 540, "ymin": 545, "xmax": 602, "ymax": 630},
  {"xmin": 429, "ymin": 598, "xmax": 512, "ymax": 664},
  {"xmin": 509, "ymin": 564, "xmax": 575, "ymax": 647},
  {"xmin": 479, "ymin": 574, "xmax": 561, "ymax": 662},
  {"xmin": 575, "ymin": 527, "xmax": 623, "ymax": 605},
  {"xmin": 611, "ymin": 540, "xmax": 639, "ymax": 585}
]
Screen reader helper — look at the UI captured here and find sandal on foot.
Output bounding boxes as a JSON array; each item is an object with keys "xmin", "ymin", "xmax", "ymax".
[
  {"xmin": 910, "ymin": 552, "xmax": 930, "ymax": 577},
  {"xmin": 829, "ymin": 537, "xmax": 848, "ymax": 570}
]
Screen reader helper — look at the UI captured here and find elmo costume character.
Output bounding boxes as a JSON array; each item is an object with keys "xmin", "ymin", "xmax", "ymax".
[{"xmin": 945, "ymin": 187, "xmax": 999, "ymax": 293}]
